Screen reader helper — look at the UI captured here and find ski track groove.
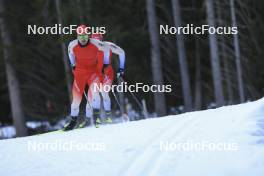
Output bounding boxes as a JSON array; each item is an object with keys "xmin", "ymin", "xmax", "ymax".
[
  {"xmin": 118, "ymin": 119, "xmax": 175, "ymax": 174},
  {"xmin": 121, "ymin": 115, "xmax": 199, "ymax": 176},
  {"xmin": 146, "ymin": 117, "xmax": 201, "ymax": 176}
]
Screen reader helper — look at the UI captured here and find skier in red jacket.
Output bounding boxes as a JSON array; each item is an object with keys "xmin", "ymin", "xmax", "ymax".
[{"xmin": 63, "ymin": 25, "xmax": 108, "ymax": 130}]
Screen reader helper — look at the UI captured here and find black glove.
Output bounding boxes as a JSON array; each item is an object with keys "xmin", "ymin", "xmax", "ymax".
[
  {"xmin": 117, "ymin": 68, "xmax": 124, "ymax": 80},
  {"xmin": 71, "ymin": 66, "xmax": 76, "ymax": 74},
  {"xmin": 102, "ymin": 64, "xmax": 109, "ymax": 74}
]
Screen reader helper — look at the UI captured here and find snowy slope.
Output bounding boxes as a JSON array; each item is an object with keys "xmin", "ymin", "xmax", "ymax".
[{"xmin": 1, "ymin": 99, "xmax": 264, "ymax": 176}]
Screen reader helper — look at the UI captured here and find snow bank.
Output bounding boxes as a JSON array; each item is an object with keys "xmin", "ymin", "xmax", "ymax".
[{"xmin": 0, "ymin": 98, "xmax": 264, "ymax": 176}]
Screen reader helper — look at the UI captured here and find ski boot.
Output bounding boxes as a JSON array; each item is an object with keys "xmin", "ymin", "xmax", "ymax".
[
  {"xmin": 78, "ymin": 117, "xmax": 91, "ymax": 128},
  {"xmin": 104, "ymin": 111, "xmax": 112, "ymax": 124},
  {"xmin": 95, "ymin": 118, "xmax": 101, "ymax": 128},
  {"xmin": 63, "ymin": 116, "xmax": 78, "ymax": 131},
  {"xmin": 93, "ymin": 109, "xmax": 101, "ymax": 128}
]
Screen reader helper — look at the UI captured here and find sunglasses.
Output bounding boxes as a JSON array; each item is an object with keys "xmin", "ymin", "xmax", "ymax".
[{"xmin": 77, "ymin": 34, "xmax": 89, "ymax": 40}]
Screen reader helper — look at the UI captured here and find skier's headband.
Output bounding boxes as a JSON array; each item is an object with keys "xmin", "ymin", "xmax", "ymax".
[{"xmin": 76, "ymin": 25, "xmax": 90, "ymax": 35}]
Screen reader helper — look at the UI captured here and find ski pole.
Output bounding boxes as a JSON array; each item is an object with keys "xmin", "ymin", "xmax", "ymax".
[
  {"xmin": 112, "ymin": 90, "xmax": 122, "ymax": 111},
  {"xmin": 74, "ymin": 81, "xmax": 92, "ymax": 109},
  {"xmin": 83, "ymin": 91, "xmax": 92, "ymax": 109},
  {"xmin": 119, "ymin": 77, "xmax": 144, "ymax": 111},
  {"xmin": 112, "ymin": 82, "xmax": 130, "ymax": 121}
]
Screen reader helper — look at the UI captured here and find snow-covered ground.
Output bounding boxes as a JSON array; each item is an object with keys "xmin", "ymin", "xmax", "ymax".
[{"xmin": 1, "ymin": 98, "xmax": 264, "ymax": 176}]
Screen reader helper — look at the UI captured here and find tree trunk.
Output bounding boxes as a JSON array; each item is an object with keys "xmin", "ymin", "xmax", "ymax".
[
  {"xmin": 216, "ymin": 0, "xmax": 234, "ymax": 104},
  {"xmin": 0, "ymin": 0, "xmax": 27, "ymax": 136},
  {"xmin": 76, "ymin": 0, "xmax": 84, "ymax": 23},
  {"xmin": 146, "ymin": 0, "xmax": 166, "ymax": 116},
  {"xmin": 206, "ymin": 0, "xmax": 224, "ymax": 106},
  {"xmin": 191, "ymin": 0, "xmax": 202, "ymax": 110},
  {"xmin": 171, "ymin": 0, "xmax": 193, "ymax": 111},
  {"xmin": 222, "ymin": 47, "xmax": 234, "ymax": 104},
  {"xmin": 230, "ymin": 0, "xmax": 245, "ymax": 102},
  {"xmin": 194, "ymin": 39, "xmax": 202, "ymax": 110},
  {"xmin": 55, "ymin": 0, "xmax": 72, "ymax": 102}
]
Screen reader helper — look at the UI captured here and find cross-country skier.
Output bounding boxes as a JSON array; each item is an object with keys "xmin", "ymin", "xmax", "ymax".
[
  {"xmin": 63, "ymin": 25, "xmax": 108, "ymax": 130},
  {"xmin": 80, "ymin": 33, "xmax": 125, "ymax": 126}
]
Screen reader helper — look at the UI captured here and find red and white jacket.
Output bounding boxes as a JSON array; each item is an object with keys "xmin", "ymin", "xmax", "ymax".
[{"xmin": 68, "ymin": 38, "xmax": 109, "ymax": 72}]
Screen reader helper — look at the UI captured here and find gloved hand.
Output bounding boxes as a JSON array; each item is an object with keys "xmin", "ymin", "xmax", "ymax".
[
  {"xmin": 117, "ymin": 68, "xmax": 124, "ymax": 80},
  {"xmin": 72, "ymin": 66, "xmax": 76, "ymax": 74},
  {"xmin": 102, "ymin": 64, "xmax": 109, "ymax": 74}
]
